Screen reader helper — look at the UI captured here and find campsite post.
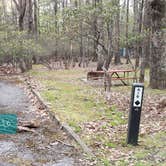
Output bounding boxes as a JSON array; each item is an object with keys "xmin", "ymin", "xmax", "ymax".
[{"xmin": 127, "ymin": 83, "xmax": 144, "ymax": 145}]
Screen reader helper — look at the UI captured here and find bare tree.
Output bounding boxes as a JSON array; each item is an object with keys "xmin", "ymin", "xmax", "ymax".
[
  {"xmin": 27, "ymin": 0, "xmax": 33, "ymax": 33},
  {"xmin": 114, "ymin": 0, "xmax": 121, "ymax": 65},
  {"xmin": 104, "ymin": 21, "xmax": 113, "ymax": 70},
  {"xmin": 125, "ymin": 0, "xmax": 130, "ymax": 64},
  {"xmin": 133, "ymin": 0, "xmax": 139, "ymax": 68},
  {"xmin": 34, "ymin": 0, "xmax": 38, "ymax": 36},
  {"xmin": 13, "ymin": 0, "xmax": 27, "ymax": 31}
]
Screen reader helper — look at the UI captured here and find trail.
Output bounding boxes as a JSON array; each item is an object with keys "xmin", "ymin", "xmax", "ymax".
[{"xmin": 0, "ymin": 78, "xmax": 84, "ymax": 166}]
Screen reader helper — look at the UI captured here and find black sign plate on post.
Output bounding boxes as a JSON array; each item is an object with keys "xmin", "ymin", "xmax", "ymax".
[{"xmin": 127, "ymin": 83, "xmax": 144, "ymax": 145}]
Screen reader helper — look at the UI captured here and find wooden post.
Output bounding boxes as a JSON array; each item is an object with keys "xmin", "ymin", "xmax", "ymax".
[{"xmin": 103, "ymin": 67, "xmax": 112, "ymax": 92}]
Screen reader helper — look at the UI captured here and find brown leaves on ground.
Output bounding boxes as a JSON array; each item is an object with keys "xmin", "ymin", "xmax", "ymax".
[
  {"xmin": 81, "ymin": 87, "xmax": 166, "ymax": 164},
  {"xmin": 108, "ymin": 90, "xmax": 166, "ymax": 135},
  {"xmin": 26, "ymin": 66, "xmax": 166, "ymax": 165},
  {"xmin": 0, "ymin": 66, "xmax": 17, "ymax": 75}
]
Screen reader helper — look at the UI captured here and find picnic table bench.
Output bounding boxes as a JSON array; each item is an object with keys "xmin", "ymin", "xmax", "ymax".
[{"xmin": 87, "ymin": 69, "xmax": 137, "ymax": 85}]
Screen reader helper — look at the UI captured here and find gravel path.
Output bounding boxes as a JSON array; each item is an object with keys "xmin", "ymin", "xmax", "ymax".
[{"xmin": 0, "ymin": 79, "xmax": 85, "ymax": 166}]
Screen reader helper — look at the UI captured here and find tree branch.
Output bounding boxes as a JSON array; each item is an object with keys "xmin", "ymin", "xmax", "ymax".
[
  {"xmin": 13, "ymin": 0, "xmax": 20, "ymax": 11},
  {"xmin": 20, "ymin": 0, "xmax": 27, "ymax": 17}
]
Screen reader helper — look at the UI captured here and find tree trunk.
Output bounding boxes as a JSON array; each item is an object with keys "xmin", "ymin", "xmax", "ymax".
[
  {"xmin": 125, "ymin": 0, "xmax": 130, "ymax": 64},
  {"xmin": 149, "ymin": 0, "xmax": 166, "ymax": 89},
  {"xmin": 54, "ymin": 0, "xmax": 58, "ymax": 31},
  {"xmin": 140, "ymin": 0, "xmax": 150, "ymax": 82},
  {"xmin": 93, "ymin": 0, "xmax": 99, "ymax": 61},
  {"xmin": 133, "ymin": 0, "xmax": 140, "ymax": 69},
  {"xmin": 13, "ymin": 0, "xmax": 27, "ymax": 31},
  {"xmin": 78, "ymin": 0, "xmax": 84, "ymax": 67},
  {"xmin": 34, "ymin": 0, "xmax": 38, "ymax": 36},
  {"xmin": 28, "ymin": 0, "xmax": 33, "ymax": 33},
  {"xmin": 114, "ymin": 0, "xmax": 121, "ymax": 65},
  {"xmin": 104, "ymin": 22, "xmax": 113, "ymax": 70},
  {"xmin": 11, "ymin": 0, "xmax": 18, "ymax": 25},
  {"xmin": 2, "ymin": 0, "xmax": 7, "ymax": 23}
]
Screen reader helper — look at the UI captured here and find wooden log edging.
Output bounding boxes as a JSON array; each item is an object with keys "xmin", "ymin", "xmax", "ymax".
[{"xmin": 23, "ymin": 77, "xmax": 94, "ymax": 157}]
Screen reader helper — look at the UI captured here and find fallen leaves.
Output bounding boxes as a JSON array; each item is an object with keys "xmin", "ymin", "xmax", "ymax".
[
  {"xmin": 0, "ymin": 66, "xmax": 17, "ymax": 75},
  {"xmin": 26, "ymin": 66, "xmax": 166, "ymax": 165}
]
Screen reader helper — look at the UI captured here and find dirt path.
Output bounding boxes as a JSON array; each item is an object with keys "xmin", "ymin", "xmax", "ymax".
[{"xmin": 0, "ymin": 78, "xmax": 85, "ymax": 166}]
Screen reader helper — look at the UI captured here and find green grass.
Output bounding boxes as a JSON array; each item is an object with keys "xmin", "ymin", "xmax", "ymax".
[
  {"xmin": 131, "ymin": 132, "xmax": 166, "ymax": 165},
  {"xmin": 29, "ymin": 66, "xmax": 127, "ymax": 135},
  {"xmin": 104, "ymin": 142, "xmax": 117, "ymax": 148},
  {"xmin": 29, "ymin": 65, "xmax": 166, "ymax": 166},
  {"xmin": 42, "ymin": 80, "xmax": 108, "ymax": 123},
  {"xmin": 99, "ymin": 131, "xmax": 166, "ymax": 166},
  {"xmin": 101, "ymin": 158, "xmax": 110, "ymax": 166},
  {"xmin": 68, "ymin": 121, "xmax": 82, "ymax": 133}
]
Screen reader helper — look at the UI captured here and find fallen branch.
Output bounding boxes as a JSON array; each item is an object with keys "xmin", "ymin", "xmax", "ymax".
[
  {"xmin": 55, "ymin": 139, "xmax": 75, "ymax": 148},
  {"xmin": 62, "ymin": 123, "xmax": 94, "ymax": 157},
  {"xmin": 17, "ymin": 126, "xmax": 37, "ymax": 133},
  {"xmin": 19, "ymin": 120, "xmax": 40, "ymax": 128}
]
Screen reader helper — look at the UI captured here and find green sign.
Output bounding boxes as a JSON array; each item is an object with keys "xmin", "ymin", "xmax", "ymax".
[{"xmin": 0, "ymin": 114, "xmax": 17, "ymax": 134}]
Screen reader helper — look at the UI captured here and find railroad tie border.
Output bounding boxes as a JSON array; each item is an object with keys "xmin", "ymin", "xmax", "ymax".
[{"xmin": 23, "ymin": 77, "xmax": 94, "ymax": 157}]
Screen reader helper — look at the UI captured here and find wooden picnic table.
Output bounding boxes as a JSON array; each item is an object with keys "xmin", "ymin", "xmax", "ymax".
[
  {"xmin": 109, "ymin": 69, "xmax": 137, "ymax": 85},
  {"xmin": 87, "ymin": 69, "xmax": 137, "ymax": 85}
]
